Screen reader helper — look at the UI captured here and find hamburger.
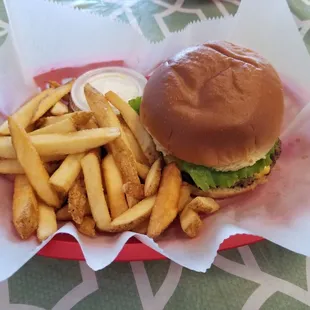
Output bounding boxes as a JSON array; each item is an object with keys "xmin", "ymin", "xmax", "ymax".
[{"xmin": 134, "ymin": 41, "xmax": 284, "ymax": 199}]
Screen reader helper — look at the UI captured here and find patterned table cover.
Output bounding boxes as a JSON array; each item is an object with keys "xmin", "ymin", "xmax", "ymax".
[{"xmin": 0, "ymin": 1, "xmax": 310, "ymax": 309}]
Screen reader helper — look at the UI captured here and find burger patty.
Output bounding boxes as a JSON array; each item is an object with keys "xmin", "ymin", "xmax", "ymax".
[
  {"xmin": 181, "ymin": 140, "xmax": 282, "ymax": 189},
  {"xmin": 233, "ymin": 139, "xmax": 282, "ymax": 188}
]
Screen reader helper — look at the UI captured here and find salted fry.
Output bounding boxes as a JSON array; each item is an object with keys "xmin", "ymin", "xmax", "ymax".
[
  {"xmin": 0, "ymin": 88, "xmax": 54, "ymax": 135},
  {"xmin": 41, "ymin": 154, "xmax": 67, "ymax": 162},
  {"xmin": 68, "ymin": 176, "xmax": 88, "ymax": 224},
  {"xmin": 147, "ymin": 163, "xmax": 181, "ymax": 238},
  {"xmin": 72, "ymin": 113, "xmax": 96, "ymax": 130},
  {"xmin": 57, "ymin": 202, "xmax": 91, "ymax": 222},
  {"xmin": 76, "ymin": 216, "xmax": 96, "ymax": 237},
  {"xmin": 50, "ymin": 153, "xmax": 84, "ymax": 193},
  {"xmin": 30, "ymin": 118, "xmax": 76, "ymax": 135},
  {"xmin": 0, "ymin": 128, "xmax": 120, "ymax": 158},
  {"xmin": 120, "ymin": 120, "xmax": 148, "ymax": 165},
  {"xmin": 48, "ymin": 80, "xmax": 71, "ymax": 103},
  {"xmin": 126, "ymin": 195, "xmax": 139, "ymax": 209},
  {"xmin": 79, "ymin": 117, "xmax": 98, "ymax": 130},
  {"xmin": 123, "ymin": 182, "xmax": 145, "ymax": 200},
  {"xmin": 136, "ymin": 162, "xmax": 150, "ymax": 180},
  {"xmin": 8, "ymin": 117, "xmax": 60, "ymax": 207},
  {"xmin": 105, "ymin": 91, "xmax": 159, "ymax": 164},
  {"xmin": 0, "ymin": 159, "xmax": 24, "ymax": 174},
  {"xmin": 81, "ymin": 152, "xmax": 111, "ymax": 230},
  {"xmin": 144, "ymin": 158, "xmax": 162, "ymax": 197},
  {"xmin": 48, "ymin": 80, "xmax": 61, "ymax": 88},
  {"xmin": 13, "ymin": 175, "xmax": 38, "ymax": 239},
  {"xmin": 131, "ymin": 219, "xmax": 149, "ymax": 234},
  {"xmin": 25, "ymin": 123, "xmax": 36, "ymax": 133},
  {"xmin": 177, "ymin": 182, "xmax": 192, "ymax": 213},
  {"xmin": 180, "ymin": 207, "xmax": 202, "ymax": 238},
  {"xmin": 36, "ymin": 113, "xmax": 73, "ymax": 128},
  {"xmin": 56, "ymin": 205, "xmax": 71, "ymax": 221},
  {"xmin": 0, "ymin": 159, "xmax": 58, "ymax": 174},
  {"xmin": 31, "ymin": 111, "xmax": 92, "ymax": 135},
  {"xmin": 37, "ymin": 201, "xmax": 57, "ymax": 242},
  {"xmin": 107, "ymin": 196, "xmax": 156, "ymax": 232},
  {"xmin": 84, "ymin": 84, "xmax": 141, "ymax": 199},
  {"xmin": 50, "ymin": 102, "xmax": 69, "ymax": 116},
  {"xmin": 186, "ymin": 196, "xmax": 220, "ymax": 214},
  {"xmin": 32, "ymin": 80, "xmax": 74, "ymax": 123},
  {"xmin": 102, "ymin": 154, "xmax": 128, "ymax": 219}
]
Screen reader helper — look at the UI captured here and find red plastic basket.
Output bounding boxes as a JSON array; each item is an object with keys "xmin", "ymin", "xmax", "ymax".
[
  {"xmin": 37, "ymin": 234, "xmax": 263, "ymax": 261},
  {"xmin": 35, "ymin": 61, "xmax": 263, "ymax": 262}
]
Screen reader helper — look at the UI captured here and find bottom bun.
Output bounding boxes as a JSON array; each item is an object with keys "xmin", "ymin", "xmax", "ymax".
[{"xmin": 188, "ymin": 176, "xmax": 268, "ymax": 199}]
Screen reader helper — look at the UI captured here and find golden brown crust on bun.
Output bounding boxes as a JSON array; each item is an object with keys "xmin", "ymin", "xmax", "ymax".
[
  {"xmin": 188, "ymin": 176, "xmax": 267, "ymax": 199},
  {"xmin": 140, "ymin": 41, "xmax": 284, "ymax": 171}
]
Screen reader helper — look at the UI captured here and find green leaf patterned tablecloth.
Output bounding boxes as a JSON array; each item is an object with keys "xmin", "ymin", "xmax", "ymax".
[{"xmin": 1, "ymin": 1, "xmax": 310, "ymax": 309}]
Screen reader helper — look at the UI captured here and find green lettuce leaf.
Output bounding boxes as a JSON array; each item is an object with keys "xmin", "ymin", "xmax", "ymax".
[
  {"xmin": 177, "ymin": 143, "xmax": 277, "ymax": 191},
  {"xmin": 128, "ymin": 96, "xmax": 142, "ymax": 114}
]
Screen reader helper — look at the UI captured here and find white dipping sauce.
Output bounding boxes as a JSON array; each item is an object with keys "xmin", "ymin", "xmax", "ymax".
[{"xmin": 71, "ymin": 67, "xmax": 147, "ymax": 111}]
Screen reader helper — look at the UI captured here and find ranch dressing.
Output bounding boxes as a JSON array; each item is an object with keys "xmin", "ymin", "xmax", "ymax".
[{"xmin": 71, "ymin": 67, "xmax": 147, "ymax": 111}]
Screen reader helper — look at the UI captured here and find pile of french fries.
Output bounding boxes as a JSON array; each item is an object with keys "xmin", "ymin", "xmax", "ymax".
[{"xmin": 0, "ymin": 78, "xmax": 220, "ymax": 242}]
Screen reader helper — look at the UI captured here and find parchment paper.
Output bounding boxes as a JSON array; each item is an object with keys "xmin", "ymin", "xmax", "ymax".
[{"xmin": 0, "ymin": 0, "xmax": 310, "ymax": 281}]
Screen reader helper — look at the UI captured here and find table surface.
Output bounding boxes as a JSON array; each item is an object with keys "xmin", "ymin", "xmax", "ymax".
[{"xmin": 1, "ymin": 0, "xmax": 310, "ymax": 309}]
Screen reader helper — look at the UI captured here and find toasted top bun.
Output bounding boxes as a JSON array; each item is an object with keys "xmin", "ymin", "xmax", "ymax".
[{"xmin": 140, "ymin": 41, "xmax": 284, "ymax": 171}]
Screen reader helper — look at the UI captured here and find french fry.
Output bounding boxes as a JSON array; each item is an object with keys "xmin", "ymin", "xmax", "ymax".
[
  {"xmin": 57, "ymin": 202, "xmax": 91, "ymax": 221},
  {"xmin": 105, "ymin": 91, "xmax": 159, "ymax": 164},
  {"xmin": 68, "ymin": 176, "xmax": 88, "ymax": 224},
  {"xmin": 0, "ymin": 159, "xmax": 24, "ymax": 174},
  {"xmin": 50, "ymin": 153, "xmax": 85, "ymax": 193},
  {"xmin": 120, "ymin": 120, "xmax": 149, "ymax": 165},
  {"xmin": 56, "ymin": 205, "xmax": 71, "ymax": 221},
  {"xmin": 41, "ymin": 154, "xmax": 67, "ymax": 162},
  {"xmin": 84, "ymin": 84, "xmax": 141, "ymax": 199},
  {"xmin": 147, "ymin": 163, "xmax": 181, "ymax": 238},
  {"xmin": 8, "ymin": 117, "xmax": 60, "ymax": 208},
  {"xmin": 81, "ymin": 152, "xmax": 111, "ymax": 230},
  {"xmin": 0, "ymin": 128, "xmax": 120, "ymax": 158},
  {"xmin": 37, "ymin": 201, "xmax": 57, "ymax": 242},
  {"xmin": 69, "ymin": 111, "xmax": 93, "ymax": 129},
  {"xmin": 36, "ymin": 114, "xmax": 73, "ymax": 128},
  {"xmin": 180, "ymin": 207, "xmax": 202, "ymax": 238},
  {"xmin": 102, "ymin": 154, "xmax": 128, "ymax": 219},
  {"xmin": 33, "ymin": 128, "xmax": 119, "ymax": 157},
  {"xmin": 123, "ymin": 182, "xmax": 145, "ymax": 200},
  {"xmin": 107, "ymin": 196, "xmax": 156, "ymax": 233},
  {"xmin": 136, "ymin": 162, "xmax": 150, "ymax": 180},
  {"xmin": 48, "ymin": 80, "xmax": 61, "ymax": 88},
  {"xmin": 32, "ymin": 80, "xmax": 75, "ymax": 123},
  {"xmin": 30, "ymin": 118, "xmax": 75, "ymax": 135},
  {"xmin": 76, "ymin": 216, "xmax": 96, "ymax": 237},
  {"xmin": 50, "ymin": 102, "xmax": 69, "ymax": 116},
  {"xmin": 25, "ymin": 123, "xmax": 36, "ymax": 133},
  {"xmin": 0, "ymin": 88, "xmax": 54, "ymax": 135},
  {"xmin": 126, "ymin": 195, "xmax": 139, "ymax": 209},
  {"xmin": 186, "ymin": 197, "xmax": 220, "ymax": 214},
  {"xmin": 79, "ymin": 117, "xmax": 98, "ymax": 130},
  {"xmin": 131, "ymin": 218, "xmax": 149, "ymax": 234},
  {"xmin": 30, "ymin": 117, "xmax": 78, "ymax": 135},
  {"xmin": 0, "ymin": 159, "xmax": 59, "ymax": 174},
  {"xmin": 13, "ymin": 175, "xmax": 38, "ymax": 239},
  {"xmin": 144, "ymin": 158, "xmax": 162, "ymax": 197},
  {"xmin": 177, "ymin": 182, "xmax": 192, "ymax": 213},
  {"xmin": 48, "ymin": 80, "xmax": 71, "ymax": 102}
]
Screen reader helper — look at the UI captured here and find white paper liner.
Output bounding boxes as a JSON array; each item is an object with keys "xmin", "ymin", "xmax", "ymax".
[{"xmin": 0, "ymin": 0, "xmax": 309, "ymax": 280}]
